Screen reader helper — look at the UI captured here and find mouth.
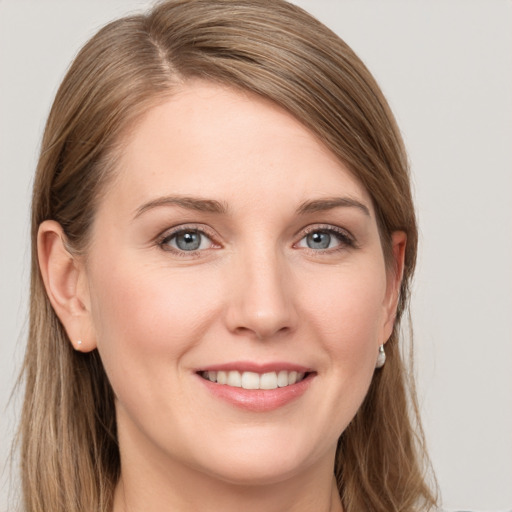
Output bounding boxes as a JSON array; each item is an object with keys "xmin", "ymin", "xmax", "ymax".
[
  {"xmin": 195, "ymin": 364, "xmax": 315, "ymax": 411},
  {"xmin": 198, "ymin": 369, "xmax": 310, "ymax": 390}
]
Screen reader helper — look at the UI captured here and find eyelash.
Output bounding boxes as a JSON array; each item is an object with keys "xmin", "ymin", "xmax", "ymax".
[
  {"xmin": 296, "ymin": 224, "xmax": 356, "ymax": 253},
  {"xmin": 157, "ymin": 224, "xmax": 218, "ymax": 257},
  {"xmin": 156, "ymin": 224, "xmax": 356, "ymax": 256}
]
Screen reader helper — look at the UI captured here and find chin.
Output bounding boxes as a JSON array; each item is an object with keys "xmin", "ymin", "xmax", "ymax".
[
  {"xmin": 184, "ymin": 426, "xmax": 332, "ymax": 487},
  {"xmin": 199, "ymin": 453, "xmax": 314, "ymax": 487}
]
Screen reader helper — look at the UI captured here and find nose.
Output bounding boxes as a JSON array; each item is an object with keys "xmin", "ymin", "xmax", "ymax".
[{"xmin": 224, "ymin": 246, "xmax": 298, "ymax": 341}]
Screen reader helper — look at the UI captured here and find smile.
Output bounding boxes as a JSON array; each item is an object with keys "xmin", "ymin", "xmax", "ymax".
[
  {"xmin": 200, "ymin": 370, "xmax": 307, "ymax": 390},
  {"xmin": 196, "ymin": 363, "xmax": 315, "ymax": 411}
]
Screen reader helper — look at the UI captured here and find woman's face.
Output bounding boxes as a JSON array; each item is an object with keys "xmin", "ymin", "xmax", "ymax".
[{"xmin": 81, "ymin": 81, "xmax": 403, "ymax": 486}]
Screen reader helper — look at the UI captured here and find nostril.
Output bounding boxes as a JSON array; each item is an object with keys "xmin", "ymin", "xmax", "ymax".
[{"xmin": 234, "ymin": 324, "xmax": 291, "ymax": 341}]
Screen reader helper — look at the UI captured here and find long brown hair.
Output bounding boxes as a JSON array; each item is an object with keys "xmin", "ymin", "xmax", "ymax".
[{"xmin": 19, "ymin": 1, "xmax": 437, "ymax": 510}]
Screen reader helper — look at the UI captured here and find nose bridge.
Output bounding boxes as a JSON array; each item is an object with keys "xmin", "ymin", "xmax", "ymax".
[{"xmin": 226, "ymin": 240, "xmax": 297, "ymax": 340}]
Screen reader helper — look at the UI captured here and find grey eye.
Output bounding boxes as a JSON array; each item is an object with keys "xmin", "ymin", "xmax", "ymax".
[
  {"xmin": 296, "ymin": 228, "xmax": 353, "ymax": 251},
  {"xmin": 164, "ymin": 230, "xmax": 212, "ymax": 252},
  {"xmin": 175, "ymin": 231, "xmax": 201, "ymax": 251},
  {"xmin": 306, "ymin": 231, "xmax": 332, "ymax": 250}
]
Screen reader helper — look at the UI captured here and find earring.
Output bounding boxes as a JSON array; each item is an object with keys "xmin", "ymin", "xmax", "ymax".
[
  {"xmin": 76, "ymin": 340, "xmax": 83, "ymax": 349},
  {"xmin": 375, "ymin": 344, "xmax": 386, "ymax": 368}
]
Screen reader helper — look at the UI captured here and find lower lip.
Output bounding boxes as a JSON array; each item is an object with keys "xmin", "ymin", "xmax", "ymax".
[{"xmin": 197, "ymin": 373, "xmax": 315, "ymax": 412}]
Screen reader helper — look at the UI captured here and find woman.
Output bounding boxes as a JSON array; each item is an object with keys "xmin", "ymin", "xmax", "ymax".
[{"xmin": 19, "ymin": 0, "xmax": 437, "ymax": 510}]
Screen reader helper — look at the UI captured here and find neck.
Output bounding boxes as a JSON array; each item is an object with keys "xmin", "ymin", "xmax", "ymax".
[{"xmin": 113, "ymin": 455, "xmax": 343, "ymax": 512}]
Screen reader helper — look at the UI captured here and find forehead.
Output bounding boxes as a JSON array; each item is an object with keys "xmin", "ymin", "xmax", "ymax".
[{"xmin": 102, "ymin": 81, "xmax": 373, "ymax": 216}]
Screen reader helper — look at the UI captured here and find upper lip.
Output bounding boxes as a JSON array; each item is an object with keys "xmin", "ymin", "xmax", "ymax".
[{"xmin": 195, "ymin": 361, "xmax": 312, "ymax": 373}]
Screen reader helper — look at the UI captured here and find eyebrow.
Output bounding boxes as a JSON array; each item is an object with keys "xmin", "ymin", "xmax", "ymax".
[
  {"xmin": 133, "ymin": 194, "xmax": 370, "ymax": 219},
  {"xmin": 296, "ymin": 197, "xmax": 371, "ymax": 216},
  {"xmin": 133, "ymin": 195, "xmax": 228, "ymax": 219}
]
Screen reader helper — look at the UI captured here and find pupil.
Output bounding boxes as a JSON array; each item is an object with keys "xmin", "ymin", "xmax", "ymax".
[
  {"xmin": 176, "ymin": 231, "xmax": 200, "ymax": 251},
  {"xmin": 307, "ymin": 231, "xmax": 330, "ymax": 249}
]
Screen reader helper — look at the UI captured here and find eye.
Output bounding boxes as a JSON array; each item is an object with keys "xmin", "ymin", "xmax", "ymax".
[
  {"xmin": 296, "ymin": 227, "xmax": 354, "ymax": 251},
  {"xmin": 161, "ymin": 228, "xmax": 214, "ymax": 252},
  {"xmin": 303, "ymin": 231, "xmax": 335, "ymax": 250}
]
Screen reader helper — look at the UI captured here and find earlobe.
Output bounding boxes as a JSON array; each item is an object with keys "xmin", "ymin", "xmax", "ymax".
[
  {"xmin": 37, "ymin": 220, "xmax": 96, "ymax": 352},
  {"xmin": 381, "ymin": 230, "xmax": 407, "ymax": 343}
]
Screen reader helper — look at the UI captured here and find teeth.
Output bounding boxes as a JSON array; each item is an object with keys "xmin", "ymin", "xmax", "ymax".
[
  {"xmin": 260, "ymin": 372, "xmax": 277, "ymax": 390},
  {"xmin": 202, "ymin": 370, "xmax": 306, "ymax": 389},
  {"xmin": 240, "ymin": 371, "xmax": 258, "ymax": 389},
  {"xmin": 277, "ymin": 370, "xmax": 289, "ymax": 387},
  {"xmin": 227, "ymin": 371, "xmax": 242, "ymax": 387}
]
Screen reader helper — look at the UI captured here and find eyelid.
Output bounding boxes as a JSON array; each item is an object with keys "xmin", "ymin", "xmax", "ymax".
[
  {"xmin": 157, "ymin": 224, "xmax": 221, "ymax": 253},
  {"xmin": 294, "ymin": 224, "xmax": 357, "ymax": 250}
]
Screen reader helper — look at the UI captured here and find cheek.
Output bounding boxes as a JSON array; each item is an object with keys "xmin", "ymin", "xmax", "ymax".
[
  {"xmin": 287, "ymin": 260, "xmax": 388, "ymax": 442},
  {"xmin": 302, "ymin": 260, "xmax": 387, "ymax": 365},
  {"xmin": 87, "ymin": 256, "xmax": 221, "ymax": 378}
]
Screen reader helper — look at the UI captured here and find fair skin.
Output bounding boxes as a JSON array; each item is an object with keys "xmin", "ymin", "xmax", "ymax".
[{"xmin": 38, "ymin": 81, "xmax": 405, "ymax": 512}]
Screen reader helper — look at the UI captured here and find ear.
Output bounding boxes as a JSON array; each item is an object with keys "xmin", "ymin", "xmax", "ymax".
[
  {"xmin": 381, "ymin": 230, "xmax": 407, "ymax": 344},
  {"xmin": 37, "ymin": 220, "xmax": 96, "ymax": 352}
]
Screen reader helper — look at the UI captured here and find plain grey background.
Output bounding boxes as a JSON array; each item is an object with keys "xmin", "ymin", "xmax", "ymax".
[{"xmin": 1, "ymin": 1, "xmax": 511, "ymax": 511}]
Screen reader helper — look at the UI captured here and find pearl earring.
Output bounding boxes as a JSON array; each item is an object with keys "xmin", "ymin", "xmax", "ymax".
[
  {"xmin": 375, "ymin": 344, "xmax": 386, "ymax": 368},
  {"xmin": 77, "ymin": 340, "xmax": 83, "ymax": 349}
]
